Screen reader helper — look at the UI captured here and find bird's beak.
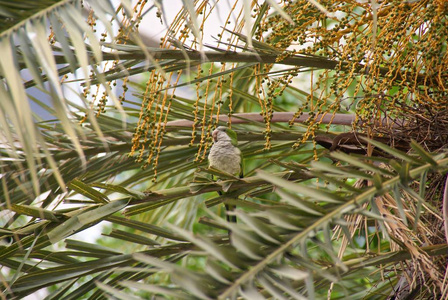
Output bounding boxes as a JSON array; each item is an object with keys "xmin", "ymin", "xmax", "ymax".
[{"xmin": 212, "ymin": 129, "xmax": 218, "ymax": 142}]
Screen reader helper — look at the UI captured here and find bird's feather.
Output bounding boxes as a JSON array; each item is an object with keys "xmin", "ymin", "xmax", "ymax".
[
  {"xmin": 208, "ymin": 126, "xmax": 242, "ymax": 224},
  {"xmin": 225, "ymin": 128, "xmax": 238, "ymax": 147}
]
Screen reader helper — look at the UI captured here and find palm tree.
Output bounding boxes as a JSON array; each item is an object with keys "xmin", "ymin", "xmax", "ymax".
[{"xmin": 1, "ymin": 0, "xmax": 448, "ymax": 299}]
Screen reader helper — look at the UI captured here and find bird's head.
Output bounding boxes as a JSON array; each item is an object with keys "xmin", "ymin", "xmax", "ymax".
[{"xmin": 212, "ymin": 126, "xmax": 238, "ymax": 146}]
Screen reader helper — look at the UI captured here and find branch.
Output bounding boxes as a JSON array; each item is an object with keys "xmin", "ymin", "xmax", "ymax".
[
  {"xmin": 125, "ymin": 170, "xmax": 313, "ymax": 214},
  {"xmin": 166, "ymin": 112, "xmax": 355, "ymax": 128},
  {"xmin": 48, "ymin": 49, "xmax": 424, "ymax": 83},
  {"xmin": 97, "ymin": 50, "xmax": 423, "ymax": 82},
  {"xmin": 99, "ymin": 50, "xmax": 339, "ymax": 69}
]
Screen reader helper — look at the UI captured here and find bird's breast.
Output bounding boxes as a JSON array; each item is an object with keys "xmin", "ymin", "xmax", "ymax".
[{"xmin": 208, "ymin": 142, "xmax": 241, "ymax": 175}]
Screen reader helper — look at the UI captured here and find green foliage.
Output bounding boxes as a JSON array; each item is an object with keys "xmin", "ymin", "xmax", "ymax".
[{"xmin": 1, "ymin": 1, "xmax": 448, "ymax": 299}]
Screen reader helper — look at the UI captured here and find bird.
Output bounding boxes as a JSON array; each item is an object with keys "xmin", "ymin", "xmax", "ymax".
[{"xmin": 208, "ymin": 126, "xmax": 242, "ymax": 223}]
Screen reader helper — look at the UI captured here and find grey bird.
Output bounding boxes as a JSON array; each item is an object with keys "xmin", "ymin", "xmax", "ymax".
[{"xmin": 208, "ymin": 126, "xmax": 242, "ymax": 223}]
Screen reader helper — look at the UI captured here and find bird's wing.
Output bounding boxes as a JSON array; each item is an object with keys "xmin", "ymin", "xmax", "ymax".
[{"xmin": 226, "ymin": 128, "xmax": 238, "ymax": 147}]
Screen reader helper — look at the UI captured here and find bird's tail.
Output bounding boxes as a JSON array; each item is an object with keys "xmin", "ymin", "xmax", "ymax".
[
  {"xmin": 218, "ymin": 189, "xmax": 237, "ymax": 223},
  {"xmin": 225, "ymin": 204, "xmax": 237, "ymax": 223}
]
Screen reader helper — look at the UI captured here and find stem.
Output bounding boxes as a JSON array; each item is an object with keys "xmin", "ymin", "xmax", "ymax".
[
  {"xmin": 96, "ymin": 50, "xmax": 423, "ymax": 82},
  {"xmin": 166, "ymin": 112, "xmax": 355, "ymax": 127}
]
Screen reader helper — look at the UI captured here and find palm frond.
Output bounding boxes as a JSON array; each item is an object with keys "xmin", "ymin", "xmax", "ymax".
[{"xmin": 2, "ymin": 0, "xmax": 448, "ymax": 299}]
